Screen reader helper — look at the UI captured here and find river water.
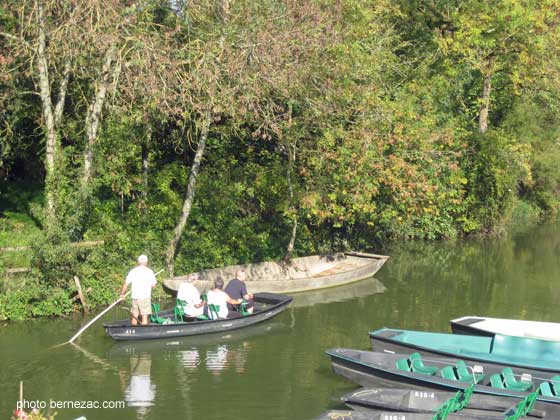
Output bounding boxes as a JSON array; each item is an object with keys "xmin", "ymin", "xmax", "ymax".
[{"xmin": 1, "ymin": 222, "xmax": 559, "ymax": 420}]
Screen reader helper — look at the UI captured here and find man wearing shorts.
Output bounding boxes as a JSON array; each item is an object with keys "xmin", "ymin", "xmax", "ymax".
[{"xmin": 120, "ymin": 254, "xmax": 157, "ymax": 325}]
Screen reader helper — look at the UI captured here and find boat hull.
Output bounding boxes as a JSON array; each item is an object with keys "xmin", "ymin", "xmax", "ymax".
[
  {"xmin": 313, "ymin": 410, "xmax": 503, "ymax": 420},
  {"xmin": 326, "ymin": 349, "xmax": 560, "ymax": 406},
  {"xmin": 342, "ymin": 388, "xmax": 560, "ymax": 418},
  {"xmin": 450, "ymin": 317, "xmax": 496, "ymax": 338},
  {"xmin": 370, "ymin": 329, "xmax": 560, "ymax": 374},
  {"xmin": 163, "ymin": 252, "xmax": 389, "ymax": 295},
  {"xmin": 104, "ymin": 292, "xmax": 292, "ymax": 341},
  {"xmin": 450, "ymin": 316, "xmax": 560, "ymax": 342}
]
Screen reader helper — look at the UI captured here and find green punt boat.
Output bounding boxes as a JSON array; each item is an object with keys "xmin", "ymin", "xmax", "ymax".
[
  {"xmin": 370, "ymin": 328, "xmax": 560, "ymax": 374},
  {"xmin": 326, "ymin": 349, "xmax": 560, "ymax": 408}
]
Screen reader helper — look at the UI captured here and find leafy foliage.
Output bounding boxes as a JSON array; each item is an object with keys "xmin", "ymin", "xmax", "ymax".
[{"xmin": 0, "ymin": 0, "xmax": 559, "ymax": 319}]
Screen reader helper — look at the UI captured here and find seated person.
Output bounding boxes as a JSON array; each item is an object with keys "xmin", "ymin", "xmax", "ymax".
[
  {"xmin": 176, "ymin": 274, "xmax": 205, "ymax": 318},
  {"xmin": 207, "ymin": 277, "xmax": 243, "ymax": 319},
  {"xmin": 225, "ymin": 269, "xmax": 254, "ymax": 314}
]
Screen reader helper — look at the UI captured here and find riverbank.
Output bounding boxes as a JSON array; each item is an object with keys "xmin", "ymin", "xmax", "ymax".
[{"xmin": 0, "ymin": 180, "xmax": 543, "ymax": 320}]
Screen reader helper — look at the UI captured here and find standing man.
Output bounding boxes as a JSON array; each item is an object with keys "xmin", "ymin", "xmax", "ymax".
[
  {"xmin": 225, "ymin": 269, "xmax": 254, "ymax": 314},
  {"xmin": 120, "ymin": 254, "xmax": 157, "ymax": 325}
]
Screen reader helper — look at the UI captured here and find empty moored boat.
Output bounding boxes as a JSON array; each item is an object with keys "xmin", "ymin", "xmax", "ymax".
[
  {"xmin": 163, "ymin": 252, "xmax": 389, "ymax": 295},
  {"xmin": 342, "ymin": 387, "xmax": 559, "ymax": 417},
  {"xmin": 104, "ymin": 292, "xmax": 292, "ymax": 340},
  {"xmin": 451, "ymin": 316, "xmax": 560, "ymax": 342},
  {"xmin": 326, "ymin": 348, "xmax": 560, "ymax": 406},
  {"xmin": 370, "ymin": 328, "xmax": 560, "ymax": 374},
  {"xmin": 312, "ymin": 410, "xmax": 507, "ymax": 420}
]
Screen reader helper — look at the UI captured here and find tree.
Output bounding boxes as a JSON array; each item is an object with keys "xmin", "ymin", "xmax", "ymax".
[
  {"xmin": 0, "ymin": 1, "xmax": 174, "ymax": 227},
  {"xmin": 433, "ymin": 0, "xmax": 552, "ymax": 133}
]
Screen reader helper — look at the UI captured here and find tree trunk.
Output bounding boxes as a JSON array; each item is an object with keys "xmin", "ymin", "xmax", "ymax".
[
  {"xmin": 286, "ymin": 217, "xmax": 298, "ymax": 260},
  {"xmin": 165, "ymin": 111, "xmax": 211, "ymax": 277},
  {"xmin": 36, "ymin": 4, "xmax": 72, "ymax": 225},
  {"xmin": 141, "ymin": 125, "xmax": 151, "ymax": 216},
  {"xmin": 284, "ymin": 103, "xmax": 298, "ymax": 260},
  {"xmin": 479, "ymin": 73, "xmax": 492, "ymax": 134},
  {"xmin": 82, "ymin": 45, "xmax": 117, "ymax": 188},
  {"xmin": 284, "ymin": 140, "xmax": 298, "ymax": 260},
  {"xmin": 36, "ymin": 2, "xmax": 57, "ymax": 222},
  {"xmin": 54, "ymin": 58, "xmax": 71, "ymax": 126}
]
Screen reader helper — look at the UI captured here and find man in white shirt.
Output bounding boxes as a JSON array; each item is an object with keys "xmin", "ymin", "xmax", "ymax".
[
  {"xmin": 207, "ymin": 277, "xmax": 242, "ymax": 319},
  {"xmin": 120, "ymin": 255, "xmax": 157, "ymax": 325},
  {"xmin": 176, "ymin": 274, "xmax": 205, "ymax": 318}
]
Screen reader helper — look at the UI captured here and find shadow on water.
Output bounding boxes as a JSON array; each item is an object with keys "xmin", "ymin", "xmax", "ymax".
[
  {"xmin": 106, "ymin": 321, "xmax": 288, "ymax": 358},
  {"xmin": 290, "ymin": 277, "xmax": 386, "ymax": 308}
]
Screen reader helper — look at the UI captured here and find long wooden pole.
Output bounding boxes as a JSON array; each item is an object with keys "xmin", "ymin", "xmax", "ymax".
[
  {"xmin": 19, "ymin": 381, "xmax": 23, "ymax": 420},
  {"xmin": 65, "ymin": 268, "xmax": 164, "ymax": 344},
  {"xmin": 67, "ymin": 291, "xmax": 129, "ymax": 344}
]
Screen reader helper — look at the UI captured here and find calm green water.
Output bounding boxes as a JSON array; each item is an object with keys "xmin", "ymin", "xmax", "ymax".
[{"xmin": 1, "ymin": 222, "xmax": 559, "ymax": 420}]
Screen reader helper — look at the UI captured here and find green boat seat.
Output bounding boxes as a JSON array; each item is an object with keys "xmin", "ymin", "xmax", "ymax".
[
  {"xmin": 409, "ymin": 352, "xmax": 438, "ymax": 375},
  {"xmin": 208, "ymin": 304, "xmax": 220, "ymax": 320},
  {"xmin": 149, "ymin": 303, "xmax": 168, "ymax": 324},
  {"xmin": 173, "ymin": 299, "xmax": 187, "ymax": 322},
  {"xmin": 455, "ymin": 360, "xmax": 484, "ymax": 383},
  {"xmin": 502, "ymin": 368, "xmax": 532, "ymax": 392},
  {"xmin": 440, "ymin": 366, "xmax": 459, "ymax": 381},
  {"xmin": 550, "ymin": 376, "xmax": 560, "ymax": 396},
  {"xmin": 239, "ymin": 299, "xmax": 250, "ymax": 316},
  {"xmin": 490, "ymin": 373, "xmax": 505, "ymax": 389},
  {"xmin": 396, "ymin": 358, "xmax": 411, "ymax": 372},
  {"xmin": 539, "ymin": 382, "xmax": 555, "ymax": 397}
]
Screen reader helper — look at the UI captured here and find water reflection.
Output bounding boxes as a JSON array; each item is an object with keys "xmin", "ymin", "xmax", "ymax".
[
  {"xmin": 205, "ymin": 345, "xmax": 229, "ymax": 373},
  {"xmin": 291, "ymin": 277, "xmax": 386, "ymax": 308},
  {"xmin": 124, "ymin": 353, "xmax": 156, "ymax": 417},
  {"xmin": 178, "ymin": 349, "xmax": 200, "ymax": 371},
  {"xmin": 108, "ymin": 321, "xmax": 286, "ymax": 357},
  {"xmin": 108, "ymin": 321, "xmax": 280, "ymax": 379}
]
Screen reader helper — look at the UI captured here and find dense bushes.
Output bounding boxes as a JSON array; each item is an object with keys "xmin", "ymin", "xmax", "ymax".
[{"xmin": 0, "ymin": 0, "xmax": 559, "ymax": 319}]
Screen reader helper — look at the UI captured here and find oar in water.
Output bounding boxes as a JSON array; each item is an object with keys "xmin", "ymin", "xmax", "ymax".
[
  {"xmin": 66, "ymin": 292, "xmax": 130, "ymax": 344},
  {"xmin": 64, "ymin": 268, "xmax": 165, "ymax": 345}
]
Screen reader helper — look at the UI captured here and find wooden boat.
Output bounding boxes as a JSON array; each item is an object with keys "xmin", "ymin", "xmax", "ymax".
[
  {"xmin": 103, "ymin": 292, "xmax": 292, "ymax": 340},
  {"xmin": 451, "ymin": 316, "xmax": 560, "ymax": 342},
  {"xmin": 163, "ymin": 251, "xmax": 389, "ymax": 295},
  {"xmin": 342, "ymin": 387, "xmax": 558, "ymax": 417},
  {"xmin": 370, "ymin": 328, "xmax": 560, "ymax": 374},
  {"xmin": 326, "ymin": 349, "xmax": 560, "ymax": 407}
]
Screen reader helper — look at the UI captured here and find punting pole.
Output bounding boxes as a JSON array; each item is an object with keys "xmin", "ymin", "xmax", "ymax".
[
  {"xmin": 64, "ymin": 268, "xmax": 164, "ymax": 345},
  {"xmin": 19, "ymin": 381, "xmax": 23, "ymax": 420},
  {"xmin": 66, "ymin": 291, "xmax": 130, "ymax": 344}
]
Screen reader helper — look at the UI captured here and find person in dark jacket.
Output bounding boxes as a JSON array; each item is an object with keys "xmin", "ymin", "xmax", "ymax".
[{"xmin": 224, "ymin": 269, "xmax": 254, "ymax": 314}]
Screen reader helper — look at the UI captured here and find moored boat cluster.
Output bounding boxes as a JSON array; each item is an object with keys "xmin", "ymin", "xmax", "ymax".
[{"xmin": 314, "ymin": 316, "xmax": 560, "ymax": 420}]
